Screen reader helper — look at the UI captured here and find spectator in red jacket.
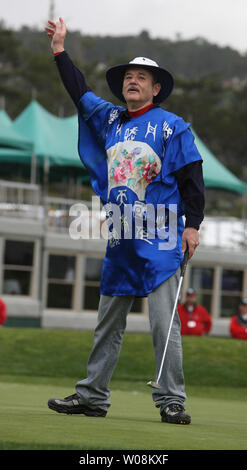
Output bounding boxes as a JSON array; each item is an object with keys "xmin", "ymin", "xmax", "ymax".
[
  {"xmin": 178, "ymin": 288, "xmax": 212, "ymax": 336},
  {"xmin": 229, "ymin": 297, "xmax": 247, "ymax": 340},
  {"xmin": 0, "ymin": 298, "xmax": 7, "ymax": 326}
]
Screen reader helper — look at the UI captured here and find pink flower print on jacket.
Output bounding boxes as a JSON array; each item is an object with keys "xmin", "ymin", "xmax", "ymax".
[
  {"xmin": 109, "ymin": 146, "xmax": 161, "ymax": 200},
  {"xmin": 143, "ymin": 161, "xmax": 160, "ymax": 183},
  {"xmin": 113, "ymin": 157, "xmax": 134, "ymax": 183}
]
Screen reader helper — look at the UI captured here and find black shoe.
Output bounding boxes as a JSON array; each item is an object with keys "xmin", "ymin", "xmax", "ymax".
[
  {"xmin": 161, "ymin": 404, "xmax": 191, "ymax": 424},
  {"xmin": 48, "ymin": 393, "xmax": 107, "ymax": 417}
]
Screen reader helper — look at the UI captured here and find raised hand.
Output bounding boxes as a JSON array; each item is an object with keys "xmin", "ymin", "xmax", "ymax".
[{"xmin": 45, "ymin": 17, "xmax": 66, "ymax": 54}]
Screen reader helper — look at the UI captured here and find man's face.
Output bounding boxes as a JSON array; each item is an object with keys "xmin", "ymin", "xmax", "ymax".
[
  {"xmin": 122, "ymin": 67, "xmax": 161, "ymax": 109},
  {"xmin": 239, "ymin": 304, "xmax": 247, "ymax": 317},
  {"xmin": 185, "ymin": 294, "xmax": 197, "ymax": 307}
]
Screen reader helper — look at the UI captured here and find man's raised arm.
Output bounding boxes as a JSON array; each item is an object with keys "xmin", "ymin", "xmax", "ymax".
[{"xmin": 45, "ymin": 17, "xmax": 90, "ymax": 106}]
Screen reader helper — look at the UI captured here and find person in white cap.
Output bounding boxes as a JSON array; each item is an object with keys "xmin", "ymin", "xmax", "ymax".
[
  {"xmin": 178, "ymin": 288, "xmax": 212, "ymax": 336},
  {"xmin": 229, "ymin": 298, "xmax": 247, "ymax": 340},
  {"xmin": 45, "ymin": 17, "xmax": 205, "ymax": 424}
]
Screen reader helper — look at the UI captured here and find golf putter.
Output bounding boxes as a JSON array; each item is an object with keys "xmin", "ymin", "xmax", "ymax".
[{"xmin": 147, "ymin": 246, "xmax": 189, "ymax": 389}]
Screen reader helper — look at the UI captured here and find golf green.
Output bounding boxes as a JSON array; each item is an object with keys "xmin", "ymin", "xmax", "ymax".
[{"xmin": 0, "ymin": 380, "xmax": 247, "ymax": 450}]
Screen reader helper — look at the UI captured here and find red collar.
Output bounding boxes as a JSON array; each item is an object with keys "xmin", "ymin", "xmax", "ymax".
[{"xmin": 128, "ymin": 103, "xmax": 154, "ymax": 117}]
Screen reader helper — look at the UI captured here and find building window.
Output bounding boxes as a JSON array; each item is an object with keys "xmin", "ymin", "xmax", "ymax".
[
  {"xmin": 83, "ymin": 257, "xmax": 103, "ymax": 310},
  {"xmin": 83, "ymin": 257, "xmax": 143, "ymax": 313},
  {"xmin": 3, "ymin": 240, "xmax": 34, "ymax": 295},
  {"xmin": 47, "ymin": 254, "xmax": 76, "ymax": 309},
  {"xmin": 189, "ymin": 267, "xmax": 214, "ymax": 313},
  {"xmin": 130, "ymin": 297, "xmax": 143, "ymax": 314},
  {"xmin": 221, "ymin": 269, "xmax": 243, "ymax": 317}
]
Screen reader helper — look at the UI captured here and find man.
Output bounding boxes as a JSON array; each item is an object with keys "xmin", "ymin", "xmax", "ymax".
[
  {"xmin": 229, "ymin": 298, "xmax": 247, "ymax": 340},
  {"xmin": 0, "ymin": 298, "xmax": 7, "ymax": 326},
  {"xmin": 178, "ymin": 288, "xmax": 212, "ymax": 336},
  {"xmin": 45, "ymin": 18, "xmax": 205, "ymax": 424}
]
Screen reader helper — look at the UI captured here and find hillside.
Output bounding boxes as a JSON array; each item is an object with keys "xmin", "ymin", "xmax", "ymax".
[
  {"xmin": 0, "ymin": 24, "xmax": 247, "ymax": 209},
  {"xmin": 14, "ymin": 27, "xmax": 247, "ymax": 80}
]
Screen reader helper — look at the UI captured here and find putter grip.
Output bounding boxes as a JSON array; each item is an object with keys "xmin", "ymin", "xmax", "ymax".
[{"xmin": 181, "ymin": 247, "xmax": 189, "ymax": 277}]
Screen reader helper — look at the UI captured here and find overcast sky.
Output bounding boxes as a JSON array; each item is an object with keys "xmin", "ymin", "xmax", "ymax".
[{"xmin": 1, "ymin": 0, "xmax": 246, "ymax": 54}]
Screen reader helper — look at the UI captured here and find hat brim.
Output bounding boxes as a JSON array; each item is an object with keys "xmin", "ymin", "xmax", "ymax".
[{"xmin": 106, "ymin": 63, "xmax": 174, "ymax": 104}]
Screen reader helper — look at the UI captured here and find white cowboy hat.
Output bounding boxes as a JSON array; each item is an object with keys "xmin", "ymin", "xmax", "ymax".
[{"xmin": 106, "ymin": 56, "xmax": 174, "ymax": 104}]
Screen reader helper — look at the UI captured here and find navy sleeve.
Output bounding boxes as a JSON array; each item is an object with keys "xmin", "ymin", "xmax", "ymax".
[
  {"xmin": 174, "ymin": 160, "xmax": 205, "ymax": 230},
  {"xmin": 54, "ymin": 50, "xmax": 91, "ymax": 106}
]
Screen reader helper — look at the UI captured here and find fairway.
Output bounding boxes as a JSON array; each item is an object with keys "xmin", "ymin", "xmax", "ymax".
[
  {"xmin": 1, "ymin": 380, "xmax": 247, "ymax": 450},
  {"xmin": 0, "ymin": 328, "xmax": 247, "ymax": 451}
]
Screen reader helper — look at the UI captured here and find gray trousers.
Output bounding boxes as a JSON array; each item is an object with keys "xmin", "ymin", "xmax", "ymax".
[{"xmin": 76, "ymin": 268, "xmax": 186, "ymax": 412}]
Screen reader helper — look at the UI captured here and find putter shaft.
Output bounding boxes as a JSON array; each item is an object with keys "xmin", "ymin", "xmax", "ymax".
[{"xmin": 147, "ymin": 248, "xmax": 189, "ymax": 389}]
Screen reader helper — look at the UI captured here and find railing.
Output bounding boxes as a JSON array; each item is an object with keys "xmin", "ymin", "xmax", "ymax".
[
  {"xmin": 0, "ymin": 179, "xmax": 40, "ymax": 205},
  {"xmin": 0, "ymin": 180, "xmax": 94, "ymax": 230},
  {"xmin": 44, "ymin": 196, "xmax": 93, "ymax": 232},
  {"xmin": 199, "ymin": 216, "xmax": 247, "ymax": 249},
  {"xmin": 0, "ymin": 179, "xmax": 42, "ymax": 219}
]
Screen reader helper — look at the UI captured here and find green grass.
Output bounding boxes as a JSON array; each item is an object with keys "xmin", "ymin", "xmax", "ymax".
[
  {"xmin": 0, "ymin": 327, "xmax": 247, "ymax": 450},
  {"xmin": 0, "ymin": 327, "xmax": 247, "ymax": 387},
  {"xmin": 1, "ymin": 381, "xmax": 247, "ymax": 450}
]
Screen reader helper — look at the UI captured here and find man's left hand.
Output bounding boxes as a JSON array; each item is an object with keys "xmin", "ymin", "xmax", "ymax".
[{"xmin": 182, "ymin": 227, "xmax": 199, "ymax": 259}]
